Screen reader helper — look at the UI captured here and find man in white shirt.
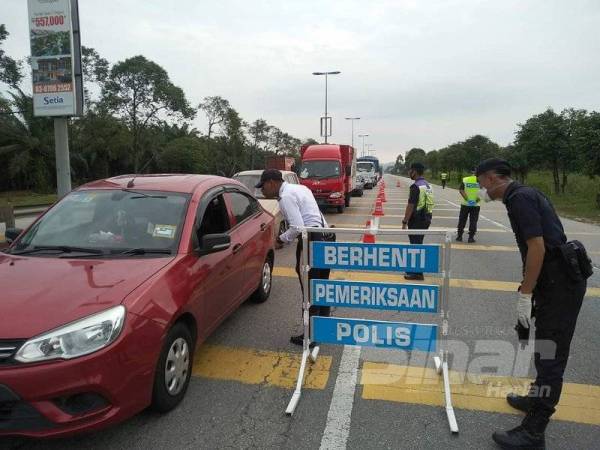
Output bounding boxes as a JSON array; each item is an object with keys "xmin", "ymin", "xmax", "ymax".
[{"xmin": 256, "ymin": 169, "xmax": 332, "ymax": 346}]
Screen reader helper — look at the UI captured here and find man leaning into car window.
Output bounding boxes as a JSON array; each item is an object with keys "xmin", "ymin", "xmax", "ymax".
[{"xmin": 257, "ymin": 169, "xmax": 331, "ymax": 347}]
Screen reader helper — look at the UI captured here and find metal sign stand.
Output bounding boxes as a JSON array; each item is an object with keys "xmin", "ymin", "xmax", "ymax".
[{"xmin": 285, "ymin": 227, "xmax": 458, "ymax": 434}]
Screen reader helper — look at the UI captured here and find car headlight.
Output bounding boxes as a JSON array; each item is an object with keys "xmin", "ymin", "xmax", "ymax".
[
  {"xmin": 15, "ymin": 306, "xmax": 126, "ymax": 363},
  {"xmin": 329, "ymin": 192, "xmax": 343, "ymax": 198}
]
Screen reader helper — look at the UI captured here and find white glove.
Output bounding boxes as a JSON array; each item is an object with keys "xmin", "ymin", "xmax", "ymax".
[{"xmin": 517, "ymin": 292, "xmax": 532, "ymax": 329}]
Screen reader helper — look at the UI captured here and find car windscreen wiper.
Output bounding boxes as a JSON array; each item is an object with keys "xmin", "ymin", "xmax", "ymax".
[
  {"xmin": 121, "ymin": 189, "xmax": 167, "ymax": 199},
  {"xmin": 10, "ymin": 245, "xmax": 104, "ymax": 256},
  {"xmin": 114, "ymin": 248, "xmax": 173, "ymax": 256}
]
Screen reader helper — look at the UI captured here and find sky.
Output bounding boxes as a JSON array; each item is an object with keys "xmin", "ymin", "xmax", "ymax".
[{"xmin": 3, "ymin": 0, "xmax": 600, "ymax": 164}]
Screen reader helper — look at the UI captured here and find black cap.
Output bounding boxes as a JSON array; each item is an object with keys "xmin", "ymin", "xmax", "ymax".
[
  {"xmin": 255, "ymin": 169, "xmax": 284, "ymax": 188},
  {"xmin": 475, "ymin": 158, "xmax": 511, "ymax": 177}
]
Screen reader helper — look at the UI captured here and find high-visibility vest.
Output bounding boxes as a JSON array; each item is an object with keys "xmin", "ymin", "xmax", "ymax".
[
  {"xmin": 461, "ymin": 175, "xmax": 480, "ymax": 206},
  {"xmin": 440, "ymin": 173, "xmax": 448, "ymax": 180},
  {"xmin": 414, "ymin": 178, "xmax": 434, "ymax": 214}
]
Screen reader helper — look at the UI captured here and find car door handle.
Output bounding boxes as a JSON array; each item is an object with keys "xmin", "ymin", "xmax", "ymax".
[
  {"xmin": 232, "ymin": 243, "xmax": 243, "ymax": 254},
  {"xmin": 260, "ymin": 223, "xmax": 267, "ymax": 232}
]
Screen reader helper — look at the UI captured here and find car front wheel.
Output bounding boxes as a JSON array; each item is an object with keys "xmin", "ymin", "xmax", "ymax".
[{"xmin": 151, "ymin": 322, "xmax": 194, "ymax": 413}]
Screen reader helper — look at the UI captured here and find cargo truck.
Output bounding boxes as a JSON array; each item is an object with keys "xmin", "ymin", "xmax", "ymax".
[{"xmin": 299, "ymin": 144, "xmax": 356, "ymax": 213}]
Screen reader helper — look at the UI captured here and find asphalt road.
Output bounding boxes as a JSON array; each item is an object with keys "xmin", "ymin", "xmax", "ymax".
[{"xmin": 3, "ymin": 175, "xmax": 600, "ymax": 449}]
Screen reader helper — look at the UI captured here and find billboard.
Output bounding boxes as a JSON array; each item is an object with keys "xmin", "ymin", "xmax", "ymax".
[{"xmin": 28, "ymin": 0, "xmax": 83, "ymax": 116}]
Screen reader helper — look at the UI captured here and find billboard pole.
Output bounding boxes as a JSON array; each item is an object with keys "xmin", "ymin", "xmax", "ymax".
[{"xmin": 54, "ymin": 118, "xmax": 71, "ymax": 196}]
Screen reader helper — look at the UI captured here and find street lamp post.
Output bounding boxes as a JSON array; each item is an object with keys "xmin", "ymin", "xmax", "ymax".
[
  {"xmin": 313, "ymin": 71, "xmax": 341, "ymax": 143},
  {"xmin": 345, "ymin": 117, "xmax": 360, "ymax": 150},
  {"xmin": 358, "ymin": 133, "xmax": 369, "ymax": 157}
]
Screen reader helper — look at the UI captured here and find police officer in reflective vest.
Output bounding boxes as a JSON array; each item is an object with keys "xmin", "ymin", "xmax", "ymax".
[
  {"xmin": 456, "ymin": 169, "xmax": 481, "ymax": 243},
  {"xmin": 440, "ymin": 171, "xmax": 448, "ymax": 189},
  {"xmin": 476, "ymin": 158, "xmax": 588, "ymax": 450},
  {"xmin": 402, "ymin": 162, "xmax": 434, "ymax": 281}
]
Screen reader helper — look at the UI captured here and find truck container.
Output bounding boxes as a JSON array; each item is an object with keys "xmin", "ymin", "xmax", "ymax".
[{"xmin": 265, "ymin": 155, "xmax": 296, "ymax": 172}]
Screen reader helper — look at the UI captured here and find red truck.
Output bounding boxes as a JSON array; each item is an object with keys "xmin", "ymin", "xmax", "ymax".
[
  {"xmin": 266, "ymin": 155, "xmax": 296, "ymax": 172},
  {"xmin": 299, "ymin": 144, "xmax": 356, "ymax": 213}
]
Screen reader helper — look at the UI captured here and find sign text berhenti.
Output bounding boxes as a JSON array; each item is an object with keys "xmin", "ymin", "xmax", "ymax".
[{"xmin": 309, "ymin": 241, "xmax": 441, "ymax": 350}]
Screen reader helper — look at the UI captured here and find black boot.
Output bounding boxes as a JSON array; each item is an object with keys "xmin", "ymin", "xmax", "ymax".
[
  {"xmin": 468, "ymin": 235, "xmax": 476, "ymax": 243},
  {"xmin": 507, "ymin": 392, "xmax": 532, "ymax": 413},
  {"xmin": 492, "ymin": 410, "xmax": 548, "ymax": 449},
  {"xmin": 455, "ymin": 234, "xmax": 463, "ymax": 242}
]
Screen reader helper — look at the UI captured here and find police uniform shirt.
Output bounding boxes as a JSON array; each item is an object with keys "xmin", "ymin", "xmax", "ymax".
[
  {"xmin": 503, "ymin": 181, "xmax": 566, "ymax": 263},
  {"xmin": 278, "ymin": 182, "xmax": 327, "ymax": 243}
]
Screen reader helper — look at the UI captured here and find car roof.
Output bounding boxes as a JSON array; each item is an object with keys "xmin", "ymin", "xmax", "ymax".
[
  {"xmin": 234, "ymin": 170, "xmax": 297, "ymax": 176},
  {"xmin": 78, "ymin": 174, "xmax": 238, "ymax": 194}
]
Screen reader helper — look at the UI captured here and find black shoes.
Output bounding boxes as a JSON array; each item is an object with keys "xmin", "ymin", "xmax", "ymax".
[
  {"xmin": 404, "ymin": 273, "xmax": 424, "ymax": 281},
  {"xmin": 507, "ymin": 393, "xmax": 532, "ymax": 413},
  {"xmin": 468, "ymin": 236, "xmax": 476, "ymax": 243},
  {"xmin": 455, "ymin": 234, "xmax": 463, "ymax": 242},
  {"xmin": 492, "ymin": 425, "xmax": 546, "ymax": 449},
  {"xmin": 290, "ymin": 334, "xmax": 317, "ymax": 348}
]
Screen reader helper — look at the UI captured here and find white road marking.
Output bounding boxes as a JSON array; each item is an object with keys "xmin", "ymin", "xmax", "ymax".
[
  {"xmin": 445, "ymin": 200, "xmax": 510, "ymax": 231},
  {"xmin": 319, "ymin": 345, "xmax": 362, "ymax": 450}
]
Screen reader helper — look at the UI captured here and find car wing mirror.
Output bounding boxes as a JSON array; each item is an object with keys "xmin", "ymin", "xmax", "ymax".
[
  {"xmin": 5, "ymin": 228, "xmax": 23, "ymax": 244},
  {"xmin": 197, "ymin": 233, "xmax": 231, "ymax": 256}
]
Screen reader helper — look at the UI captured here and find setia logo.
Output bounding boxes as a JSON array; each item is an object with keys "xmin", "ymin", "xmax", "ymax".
[{"xmin": 43, "ymin": 95, "xmax": 64, "ymax": 105}]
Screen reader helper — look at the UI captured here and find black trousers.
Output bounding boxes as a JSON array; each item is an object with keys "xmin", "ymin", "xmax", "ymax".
[
  {"xmin": 457, "ymin": 205, "xmax": 480, "ymax": 237},
  {"xmin": 529, "ymin": 257, "xmax": 586, "ymax": 418},
  {"xmin": 441, "ymin": 180, "xmax": 446, "ymax": 189},
  {"xmin": 406, "ymin": 212, "xmax": 432, "ymax": 276},
  {"xmin": 295, "ymin": 234, "xmax": 331, "ymax": 318}
]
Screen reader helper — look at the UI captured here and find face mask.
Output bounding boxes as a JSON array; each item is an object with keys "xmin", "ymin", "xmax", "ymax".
[{"xmin": 478, "ymin": 188, "xmax": 492, "ymax": 202}]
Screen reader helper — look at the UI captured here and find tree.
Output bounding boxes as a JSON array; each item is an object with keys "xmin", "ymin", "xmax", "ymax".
[
  {"xmin": 247, "ymin": 118, "xmax": 271, "ymax": 169},
  {"xmin": 515, "ymin": 108, "xmax": 568, "ymax": 194},
  {"xmin": 393, "ymin": 154, "xmax": 404, "ymax": 174},
  {"xmin": 102, "ymin": 55, "xmax": 195, "ymax": 172},
  {"xmin": 404, "ymin": 148, "xmax": 427, "ymax": 171},
  {"xmin": 81, "ymin": 46, "xmax": 109, "ymax": 108},
  {"xmin": 0, "ymin": 25, "xmax": 22, "ymax": 88},
  {"xmin": 158, "ymin": 137, "xmax": 208, "ymax": 173},
  {"xmin": 425, "ymin": 150, "xmax": 440, "ymax": 176}
]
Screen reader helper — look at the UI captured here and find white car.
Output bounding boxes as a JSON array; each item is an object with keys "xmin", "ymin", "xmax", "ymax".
[{"xmin": 233, "ymin": 169, "xmax": 300, "ymax": 240}]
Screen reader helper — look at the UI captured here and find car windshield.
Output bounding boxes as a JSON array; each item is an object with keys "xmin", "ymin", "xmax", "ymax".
[
  {"xmin": 12, "ymin": 189, "xmax": 190, "ymax": 257},
  {"xmin": 233, "ymin": 174, "xmax": 264, "ymax": 198},
  {"xmin": 357, "ymin": 162, "xmax": 374, "ymax": 172},
  {"xmin": 299, "ymin": 161, "xmax": 341, "ymax": 179}
]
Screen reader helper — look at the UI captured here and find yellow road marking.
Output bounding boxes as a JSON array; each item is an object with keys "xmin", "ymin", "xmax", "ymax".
[
  {"xmin": 272, "ymin": 266, "xmax": 600, "ymax": 298},
  {"xmin": 193, "ymin": 344, "xmax": 332, "ymax": 390},
  {"xmin": 361, "ymin": 362, "xmax": 600, "ymax": 426},
  {"xmin": 326, "ymin": 223, "xmax": 509, "ymax": 233}
]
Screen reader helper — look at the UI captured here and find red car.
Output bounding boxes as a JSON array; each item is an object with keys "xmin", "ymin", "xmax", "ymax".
[{"xmin": 0, "ymin": 174, "xmax": 275, "ymax": 437}]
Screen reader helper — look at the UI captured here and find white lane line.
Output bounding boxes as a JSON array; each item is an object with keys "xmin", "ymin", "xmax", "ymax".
[
  {"xmin": 445, "ymin": 200, "xmax": 511, "ymax": 231},
  {"xmin": 319, "ymin": 345, "xmax": 362, "ymax": 450}
]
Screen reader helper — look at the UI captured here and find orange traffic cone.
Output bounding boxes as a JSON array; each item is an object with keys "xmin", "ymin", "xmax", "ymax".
[
  {"xmin": 396, "ymin": 180, "xmax": 401, "ymax": 188},
  {"xmin": 378, "ymin": 190, "xmax": 387, "ymax": 202},
  {"xmin": 362, "ymin": 220, "xmax": 375, "ymax": 243},
  {"xmin": 372, "ymin": 198, "xmax": 385, "ymax": 217}
]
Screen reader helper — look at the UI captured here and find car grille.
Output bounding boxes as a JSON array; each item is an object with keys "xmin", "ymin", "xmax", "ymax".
[{"xmin": 0, "ymin": 340, "xmax": 24, "ymax": 366}]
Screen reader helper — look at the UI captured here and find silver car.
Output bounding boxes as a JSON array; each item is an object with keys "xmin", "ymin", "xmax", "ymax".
[{"xmin": 232, "ymin": 169, "xmax": 300, "ymax": 242}]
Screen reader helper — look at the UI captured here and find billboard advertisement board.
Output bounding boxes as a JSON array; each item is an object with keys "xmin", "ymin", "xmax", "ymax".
[{"xmin": 28, "ymin": 0, "xmax": 82, "ymax": 116}]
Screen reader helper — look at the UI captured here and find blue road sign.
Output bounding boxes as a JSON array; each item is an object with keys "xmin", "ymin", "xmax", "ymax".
[
  {"xmin": 311, "ymin": 317, "xmax": 437, "ymax": 352},
  {"xmin": 311, "ymin": 279, "xmax": 439, "ymax": 313},
  {"xmin": 310, "ymin": 242, "xmax": 440, "ymax": 273}
]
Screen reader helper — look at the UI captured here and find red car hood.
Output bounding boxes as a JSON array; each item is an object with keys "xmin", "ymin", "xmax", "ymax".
[{"xmin": 0, "ymin": 254, "xmax": 172, "ymax": 339}]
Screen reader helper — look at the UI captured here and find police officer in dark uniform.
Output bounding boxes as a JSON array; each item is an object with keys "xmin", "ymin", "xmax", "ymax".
[{"xmin": 476, "ymin": 158, "xmax": 588, "ymax": 449}]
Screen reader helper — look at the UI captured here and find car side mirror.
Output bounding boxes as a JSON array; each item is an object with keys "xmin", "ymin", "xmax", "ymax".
[
  {"xmin": 345, "ymin": 166, "xmax": 352, "ymax": 176},
  {"xmin": 5, "ymin": 228, "xmax": 23, "ymax": 244},
  {"xmin": 196, "ymin": 233, "xmax": 231, "ymax": 256}
]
